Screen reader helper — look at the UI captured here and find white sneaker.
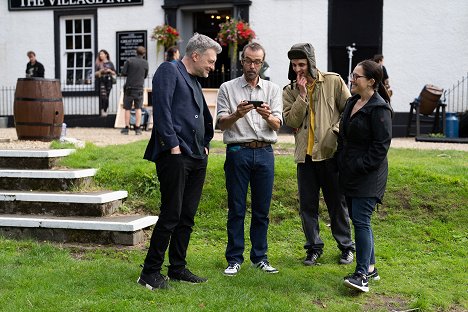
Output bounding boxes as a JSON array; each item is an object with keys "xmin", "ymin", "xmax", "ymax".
[
  {"xmin": 224, "ymin": 263, "xmax": 241, "ymax": 276},
  {"xmin": 252, "ymin": 260, "xmax": 279, "ymax": 274}
]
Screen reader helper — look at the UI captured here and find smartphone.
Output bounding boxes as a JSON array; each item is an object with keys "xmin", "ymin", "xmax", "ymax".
[{"xmin": 247, "ymin": 100, "xmax": 263, "ymax": 108}]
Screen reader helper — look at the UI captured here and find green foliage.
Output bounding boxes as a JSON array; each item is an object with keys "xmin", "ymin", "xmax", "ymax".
[{"xmin": 1, "ymin": 142, "xmax": 466, "ymax": 311}]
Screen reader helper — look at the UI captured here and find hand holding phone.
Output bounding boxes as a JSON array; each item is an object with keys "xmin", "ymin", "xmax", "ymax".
[{"xmin": 247, "ymin": 100, "xmax": 264, "ymax": 108}]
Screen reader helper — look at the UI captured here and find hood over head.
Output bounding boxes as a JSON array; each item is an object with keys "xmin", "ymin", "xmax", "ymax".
[{"xmin": 287, "ymin": 43, "xmax": 317, "ymax": 81}]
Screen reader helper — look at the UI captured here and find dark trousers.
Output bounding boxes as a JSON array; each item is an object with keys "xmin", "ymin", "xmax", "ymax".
[
  {"xmin": 346, "ymin": 196, "xmax": 377, "ymax": 274},
  {"xmin": 142, "ymin": 153, "xmax": 207, "ymax": 274},
  {"xmin": 98, "ymin": 77, "xmax": 112, "ymax": 112},
  {"xmin": 297, "ymin": 155, "xmax": 354, "ymax": 254},
  {"xmin": 224, "ymin": 145, "xmax": 274, "ymax": 264}
]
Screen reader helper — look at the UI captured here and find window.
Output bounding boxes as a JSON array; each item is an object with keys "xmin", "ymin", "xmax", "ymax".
[{"xmin": 60, "ymin": 15, "xmax": 94, "ymax": 91}]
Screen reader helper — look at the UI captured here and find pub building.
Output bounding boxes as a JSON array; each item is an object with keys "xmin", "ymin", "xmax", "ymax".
[{"xmin": 1, "ymin": 0, "xmax": 466, "ymax": 135}]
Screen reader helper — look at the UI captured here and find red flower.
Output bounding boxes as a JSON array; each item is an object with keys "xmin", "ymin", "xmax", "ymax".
[
  {"xmin": 151, "ymin": 24, "xmax": 180, "ymax": 48},
  {"xmin": 216, "ymin": 19, "xmax": 256, "ymax": 46}
]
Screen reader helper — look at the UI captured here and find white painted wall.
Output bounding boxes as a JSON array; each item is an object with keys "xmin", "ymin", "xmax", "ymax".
[
  {"xmin": 0, "ymin": 7, "xmax": 54, "ymax": 84},
  {"xmin": 97, "ymin": 3, "xmax": 165, "ymax": 75},
  {"xmin": 250, "ymin": 0, "xmax": 329, "ymax": 89},
  {"xmin": 1, "ymin": 0, "xmax": 467, "ymax": 113},
  {"xmin": 0, "ymin": 1, "xmax": 164, "ymax": 87},
  {"xmin": 384, "ymin": 0, "xmax": 468, "ymax": 112}
]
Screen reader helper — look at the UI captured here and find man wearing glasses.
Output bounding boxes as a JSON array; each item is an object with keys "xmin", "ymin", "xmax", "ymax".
[
  {"xmin": 216, "ymin": 42, "xmax": 283, "ymax": 276},
  {"xmin": 282, "ymin": 43, "xmax": 355, "ymax": 267}
]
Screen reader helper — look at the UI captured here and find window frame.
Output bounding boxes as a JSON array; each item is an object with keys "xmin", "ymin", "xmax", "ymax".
[{"xmin": 54, "ymin": 9, "xmax": 98, "ymax": 96}]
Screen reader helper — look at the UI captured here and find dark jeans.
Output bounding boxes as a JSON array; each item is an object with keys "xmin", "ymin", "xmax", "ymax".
[
  {"xmin": 346, "ymin": 196, "xmax": 378, "ymax": 275},
  {"xmin": 297, "ymin": 156, "xmax": 354, "ymax": 254},
  {"xmin": 224, "ymin": 145, "xmax": 274, "ymax": 264},
  {"xmin": 142, "ymin": 152, "xmax": 207, "ymax": 274},
  {"xmin": 98, "ymin": 77, "xmax": 112, "ymax": 112}
]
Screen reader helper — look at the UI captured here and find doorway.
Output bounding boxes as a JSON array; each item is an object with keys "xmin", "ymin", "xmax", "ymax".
[
  {"xmin": 192, "ymin": 10, "xmax": 233, "ymax": 88},
  {"xmin": 328, "ymin": 0, "xmax": 383, "ymax": 85}
]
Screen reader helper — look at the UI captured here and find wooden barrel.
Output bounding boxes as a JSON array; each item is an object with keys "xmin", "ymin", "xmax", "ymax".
[
  {"xmin": 14, "ymin": 78, "xmax": 64, "ymax": 141},
  {"xmin": 419, "ymin": 84, "xmax": 443, "ymax": 115}
]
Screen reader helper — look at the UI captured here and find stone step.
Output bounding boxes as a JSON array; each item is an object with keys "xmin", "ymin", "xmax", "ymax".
[
  {"xmin": 0, "ymin": 214, "xmax": 158, "ymax": 245},
  {"xmin": 0, "ymin": 190, "xmax": 127, "ymax": 217},
  {"xmin": 0, "ymin": 168, "xmax": 96, "ymax": 191},
  {"xmin": 0, "ymin": 149, "xmax": 75, "ymax": 169}
]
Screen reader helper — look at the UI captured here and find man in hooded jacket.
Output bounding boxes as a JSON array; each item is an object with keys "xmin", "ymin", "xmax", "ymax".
[{"xmin": 282, "ymin": 43, "xmax": 355, "ymax": 266}]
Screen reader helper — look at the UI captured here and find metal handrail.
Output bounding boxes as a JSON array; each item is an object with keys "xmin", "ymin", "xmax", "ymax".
[{"xmin": 442, "ymin": 72, "xmax": 467, "ymax": 113}]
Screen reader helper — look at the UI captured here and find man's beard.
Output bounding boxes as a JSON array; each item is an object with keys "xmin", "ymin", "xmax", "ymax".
[{"xmin": 244, "ymin": 70, "xmax": 258, "ymax": 81}]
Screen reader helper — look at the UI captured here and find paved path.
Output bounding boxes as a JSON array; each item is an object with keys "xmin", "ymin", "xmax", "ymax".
[{"xmin": 1, "ymin": 128, "xmax": 467, "ymax": 151}]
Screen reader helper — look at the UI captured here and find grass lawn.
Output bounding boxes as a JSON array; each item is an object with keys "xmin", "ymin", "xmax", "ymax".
[{"xmin": 0, "ymin": 141, "xmax": 466, "ymax": 311}]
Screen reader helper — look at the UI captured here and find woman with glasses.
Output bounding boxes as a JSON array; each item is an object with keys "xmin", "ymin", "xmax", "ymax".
[{"xmin": 337, "ymin": 60, "xmax": 393, "ymax": 292}]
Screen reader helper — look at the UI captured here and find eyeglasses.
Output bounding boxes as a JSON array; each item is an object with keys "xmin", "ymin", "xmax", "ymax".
[
  {"xmin": 242, "ymin": 58, "xmax": 263, "ymax": 66},
  {"xmin": 350, "ymin": 73, "xmax": 366, "ymax": 80}
]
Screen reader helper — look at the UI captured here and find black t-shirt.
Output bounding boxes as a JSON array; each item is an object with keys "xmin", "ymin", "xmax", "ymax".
[
  {"xmin": 382, "ymin": 65, "xmax": 389, "ymax": 81},
  {"xmin": 188, "ymin": 74, "xmax": 205, "ymax": 158},
  {"xmin": 26, "ymin": 61, "xmax": 45, "ymax": 78}
]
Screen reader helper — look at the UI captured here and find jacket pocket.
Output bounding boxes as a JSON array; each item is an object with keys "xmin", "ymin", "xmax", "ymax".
[{"xmin": 322, "ymin": 127, "xmax": 338, "ymax": 157}]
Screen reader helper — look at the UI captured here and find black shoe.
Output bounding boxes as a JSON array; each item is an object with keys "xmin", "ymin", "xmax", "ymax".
[
  {"xmin": 339, "ymin": 249, "xmax": 354, "ymax": 264},
  {"xmin": 367, "ymin": 268, "xmax": 380, "ymax": 281},
  {"xmin": 168, "ymin": 268, "xmax": 207, "ymax": 283},
  {"xmin": 303, "ymin": 251, "xmax": 321, "ymax": 266},
  {"xmin": 135, "ymin": 127, "xmax": 142, "ymax": 135},
  {"xmin": 137, "ymin": 272, "xmax": 169, "ymax": 290},
  {"xmin": 121, "ymin": 127, "xmax": 129, "ymax": 135},
  {"xmin": 343, "ymin": 272, "xmax": 369, "ymax": 292}
]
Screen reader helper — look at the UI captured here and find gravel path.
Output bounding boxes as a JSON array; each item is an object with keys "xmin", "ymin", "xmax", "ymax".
[{"xmin": 1, "ymin": 127, "xmax": 467, "ymax": 151}]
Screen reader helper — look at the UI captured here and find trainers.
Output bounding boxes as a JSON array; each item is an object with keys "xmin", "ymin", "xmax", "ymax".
[
  {"xmin": 339, "ymin": 249, "xmax": 354, "ymax": 264},
  {"xmin": 367, "ymin": 268, "xmax": 380, "ymax": 281},
  {"xmin": 120, "ymin": 127, "xmax": 129, "ymax": 135},
  {"xmin": 224, "ymin": 263, "xmax": 241, "ymax": 276},
  {"xmin": 168, "ymin": 268, "xmax": 207, "ymax": 283},
  {"xmin": 137, "ymin": 272, "xmax": 169, "ymax": 290},
  {"xmin": 252, "ymin": 260, "xmax": 279, "ymax": 274},
  {"xmin": 135, "ymin": 127, "xmax": 142, "ymax": 135},
  {"xmin": 303, "ymin": 251, "xmax": 321, "ymax": 266},
  {"xmin": 343, "ymin": 272, "xmax": 369, "ymax": 292}
]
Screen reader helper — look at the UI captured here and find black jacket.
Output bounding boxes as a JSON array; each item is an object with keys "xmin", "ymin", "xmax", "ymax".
[
  {"xmin": 144, "ymin": 61, "xmax": 213, "ymax": 162},
  {"xmin": 336, "ymin": 92, "xmax": 392, "ymax": 202}
]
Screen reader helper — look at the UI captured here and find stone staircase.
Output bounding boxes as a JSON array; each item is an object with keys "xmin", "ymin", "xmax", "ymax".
[{"xmin": 0, "ymin": 149, "xmax": 157, "ymax": 245}]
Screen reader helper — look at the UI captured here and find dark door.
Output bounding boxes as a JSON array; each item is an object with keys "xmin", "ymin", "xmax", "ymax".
[
  {"xmin": 328, "ymin": 0, "xmax": 383, "ymax": 84},
  {"xmin": 193, "ymin": 10, "xmax": 232, "ymax": 88}
]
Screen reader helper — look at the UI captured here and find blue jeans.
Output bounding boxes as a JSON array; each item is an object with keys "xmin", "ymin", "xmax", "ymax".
[
  {"xmin": 224, "ymin": 145, "xmax": 274, "ymax": 264},
  {"xmin": 346, "ymin": 197, "xmax": 378, "ymax": 275}
]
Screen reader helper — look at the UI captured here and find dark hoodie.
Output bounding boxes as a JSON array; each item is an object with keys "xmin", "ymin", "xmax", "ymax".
[{"xmin": 336, "ymin": 92, "xmax": 393, "ymax": 202}]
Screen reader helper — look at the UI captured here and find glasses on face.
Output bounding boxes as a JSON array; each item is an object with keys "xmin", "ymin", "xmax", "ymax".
[
  {"xmin": 350, "ymin": 73, "xmax": 366, "ymax": 80},
  {"xmin": 242, "ymin": 58, "xmax": 263, "ymax": 67}
]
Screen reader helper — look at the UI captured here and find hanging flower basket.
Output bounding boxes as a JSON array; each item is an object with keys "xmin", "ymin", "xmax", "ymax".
[
  {"xmin": 151, "ymin": 24, "xmax": 180, "ymax": 61},
  {"xmin": 216, "ymin": 19, "xmax": 256, "ymax": 64}
]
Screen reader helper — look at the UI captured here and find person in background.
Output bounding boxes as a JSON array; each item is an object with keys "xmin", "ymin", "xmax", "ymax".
[
  {"xmin": 373, "ymin": 54, "xmax": 392, "ymax": 97},
  {"xmin": 95, "ymin": 49, "xmax": 116, "ymax": 117},
  {"xmin": 216, "ymin": 42, "xmax": 283, "ymax": 276},
  {"xmin": 338, "ymin": 59, "xmax": 392, "ymax": 293},
  {"xmin": 121, "ymin": 46, "xmax": 149, "ymax": 135},
  {"xmin": 166, "ymin": 46, "xmax": 180, "ymax": 63},
  {"xmin": 259, "ymin": 61, "xmax": 271, "ymax": 80},
  {"xmin": 282, "ymin": 43, "xmax": 355, "ymax": 267},
  {"xmin": 138, "ymin": 33, "xmax": 221, "ymax": 290},
  {"xmin": 25, "ymin": 51, "xmax": 44, "ymax": 78}
]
